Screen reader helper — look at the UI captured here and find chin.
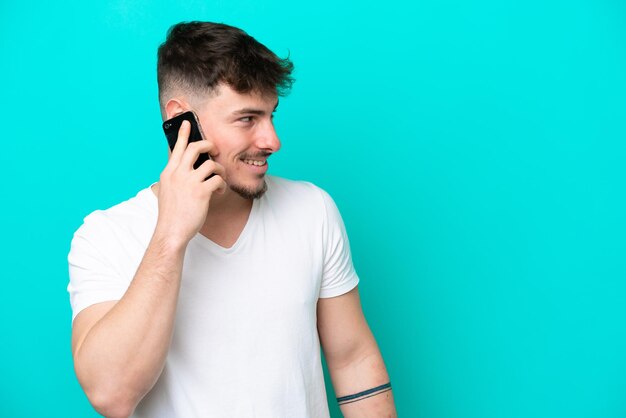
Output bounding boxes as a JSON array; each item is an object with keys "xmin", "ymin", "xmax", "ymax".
[{"xmin": 229, "ymin": 179, "xmax": 268, "ymax": 200}]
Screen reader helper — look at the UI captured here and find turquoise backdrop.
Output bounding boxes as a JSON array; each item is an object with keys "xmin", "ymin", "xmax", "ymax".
[{"xmin": 1, "ymin": 0, "xmax": 625, "ymax": 417}]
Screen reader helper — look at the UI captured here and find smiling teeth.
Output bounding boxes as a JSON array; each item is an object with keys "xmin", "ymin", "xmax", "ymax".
[{"xmin": 243, "ymin": 159, "xmax": 266, "ymax": 166}]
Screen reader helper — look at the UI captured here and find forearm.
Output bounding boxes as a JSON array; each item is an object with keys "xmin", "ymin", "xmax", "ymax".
[
  {"xmin": 317, "ymin": 287, "xmax": 397, "ymax": 417},
  {"xmin": 329, "ymin": 350, "xmax": 397, "ymax": 418},
  {"xmin": 73, "ymin": 230, "xmax": 186, "ymax": 415}
]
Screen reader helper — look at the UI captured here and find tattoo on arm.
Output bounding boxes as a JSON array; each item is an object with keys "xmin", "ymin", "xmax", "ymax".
[{"xmin": 336, "ymin": 382, "xmax": 392, "ymax": 406}]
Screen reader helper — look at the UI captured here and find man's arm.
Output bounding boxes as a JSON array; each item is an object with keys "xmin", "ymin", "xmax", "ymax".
[
  {"xmin": 317, "ymin": 286, "xmax": 397, "ymax": 417},
  {"xmin": 71, "ymin": 233, "xmax": 187, "ymax": 418},
  {"xmin": 71, "ymin": 121, "xmax": 226, "ymax": 418}
]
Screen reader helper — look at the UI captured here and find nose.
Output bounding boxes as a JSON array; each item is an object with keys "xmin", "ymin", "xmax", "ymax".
[{"xmin": 256, "ymin": 119, "xmax": 281, "ymax": 152}]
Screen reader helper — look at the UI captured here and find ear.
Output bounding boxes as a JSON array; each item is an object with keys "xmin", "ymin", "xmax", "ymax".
[{"xmin": 164, "ymin": 98, "xmax": 189, "ymax": 120}]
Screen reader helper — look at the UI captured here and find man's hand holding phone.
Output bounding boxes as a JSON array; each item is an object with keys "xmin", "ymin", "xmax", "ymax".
[{"xmin": 155, "ymin": 116, "xmax": 226, "ymax": 247}]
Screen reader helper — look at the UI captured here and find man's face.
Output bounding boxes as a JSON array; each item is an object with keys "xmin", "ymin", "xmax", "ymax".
[{"xmin": 192, "ymin": 84, "xmax": 281, "ymax": 200}]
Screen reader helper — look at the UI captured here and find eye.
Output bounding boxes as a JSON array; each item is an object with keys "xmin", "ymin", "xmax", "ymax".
[{"xmin": 239, "ymin": 116, "xmax": 253, "ymax": 123}]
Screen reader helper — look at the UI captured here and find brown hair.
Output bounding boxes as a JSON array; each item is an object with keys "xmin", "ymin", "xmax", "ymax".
[{"xmin": 157, "ymin": 21, "xmax": 294, "ymax": 111}]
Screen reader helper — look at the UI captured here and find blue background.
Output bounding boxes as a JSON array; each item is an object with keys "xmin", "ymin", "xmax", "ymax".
[{"xmin": 1, "ymin": 0, "xmax": 625, "ymax": 417}]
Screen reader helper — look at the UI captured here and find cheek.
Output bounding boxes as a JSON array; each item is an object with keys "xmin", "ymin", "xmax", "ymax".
[
  {"xmin": 200, "ymin": 119, "xmax": 251, "ymax": 156},
  {"xmin": 216, "ymin": 133, "xmax": 251, "ymax": 157}
]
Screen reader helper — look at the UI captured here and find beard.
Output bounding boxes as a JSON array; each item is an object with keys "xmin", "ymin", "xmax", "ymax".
[
  {"xmin": 229, "ymin": 178, "xmax": 268, "ymax": 200},
  {"xmin": 226, "ymin": 151, "xmax": 272, "ymax": 200}
]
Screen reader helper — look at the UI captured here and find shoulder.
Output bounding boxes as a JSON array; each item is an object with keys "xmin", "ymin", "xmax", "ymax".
[
  {"xmin": 265, "ymin": 175, "xmax": 332, "ymax": 206},
  {"xmin": 263, "ymin": 176, "xmax": 344, "ymax": 228},
  {"xmin": 71, "ymin": 186, "xmax": 157, "ymax": 247},
  {"xmin": 264, "ymin": 175, "xmax": 337, "ymax": 216}
]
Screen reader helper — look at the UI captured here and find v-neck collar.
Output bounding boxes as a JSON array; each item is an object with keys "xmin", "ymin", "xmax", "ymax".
[
  {"xmin": 191, "ymin": 197, "xmax": 259, "ymax": 254},
  {"xmin": 146, "ymin": 182, "xmax": 259, "ymax": 255}
]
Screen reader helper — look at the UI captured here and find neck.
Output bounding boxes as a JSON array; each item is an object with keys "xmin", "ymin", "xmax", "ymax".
[
  {"xmin": 151, "ymin": 181, "xmax": 256, "ymax": 248},
  {"xmin": 150, "ymin": 182, "xmax": 253, "ymax": 218},
  {"xmin": 206, "ymin": 187, "xmax": 253, "ymax": 215}
]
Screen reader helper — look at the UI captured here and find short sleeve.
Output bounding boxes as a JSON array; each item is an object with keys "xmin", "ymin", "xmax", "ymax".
[
  {"xmin": 318, "ymin": 189, "xmax": 360, "ymax": 298},
  {"xmin": 67, "ymin": 212, "xmax": 128, "ymax": 322}
]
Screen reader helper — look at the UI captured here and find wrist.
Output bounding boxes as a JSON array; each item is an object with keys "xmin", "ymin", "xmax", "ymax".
[{"xmin": 151, "ymin": 226, "xmax": 191, "ymax": 254}]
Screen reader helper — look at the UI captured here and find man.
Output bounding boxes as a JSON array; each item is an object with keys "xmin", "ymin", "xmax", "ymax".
[{"xmin": 68, "ymin": 21, "xmax": 396, "ymax": 418}]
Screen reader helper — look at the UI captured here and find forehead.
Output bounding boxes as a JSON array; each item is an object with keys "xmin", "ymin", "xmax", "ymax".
[{"xmin": 199, "ymin": 84, "xmax": 278, "ymax": 114}]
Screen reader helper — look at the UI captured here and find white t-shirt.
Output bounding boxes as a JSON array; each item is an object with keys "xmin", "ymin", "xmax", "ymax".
[{"xmin": 67, "ymin": 176, "xmax": 359, "ymax": 418}]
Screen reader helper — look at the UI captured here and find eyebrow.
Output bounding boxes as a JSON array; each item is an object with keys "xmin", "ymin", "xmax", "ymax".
[{"xmin": 232, "ymin": 99, "xmax": 280, "ymax": 116}]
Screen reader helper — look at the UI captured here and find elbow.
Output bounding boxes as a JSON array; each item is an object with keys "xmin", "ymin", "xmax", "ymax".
[
  {"xmin": 85, "ymin": 387, "xmax": 137, "ymax": 418},
  {"xmin": 72, "ymin": 347, "xmax": 151, "ymax": 417},
  {"xmin": 75, "ymin": 365, "xmax": 140, "ymax": 418}
]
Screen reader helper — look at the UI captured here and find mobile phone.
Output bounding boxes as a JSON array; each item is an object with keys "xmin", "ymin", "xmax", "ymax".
[{"xmin": 162, "ymin": 111, "xmax": 211, "ymax": 170}]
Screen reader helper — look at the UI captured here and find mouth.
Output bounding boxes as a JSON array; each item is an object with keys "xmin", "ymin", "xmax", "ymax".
[
  {"xmin": 239, "ymin": 151, "xmax": 271, "ymax": 169},
  {"xmin": 241, "ymin": 158, "xmax": 267, "ymax": 167}
]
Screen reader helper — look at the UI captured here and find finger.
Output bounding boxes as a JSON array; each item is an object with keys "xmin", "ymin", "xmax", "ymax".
[
  {"xmin": 180, "ymin": 139, "xmax": 217, "ymax": 170},
  {"xmin": 193, "ymin": 160, "xmax": 226, "ymax": 181},
  {"xmin": 170, "ymin": 120, "xmax": 190, "ymax": 165},
  {"xmin": 202, "ymin": 174, "xmax": 228, "ymax": 195},
  {"xmin": 217, "ymin": 178, "xmax": 227, "ymax": 194}
]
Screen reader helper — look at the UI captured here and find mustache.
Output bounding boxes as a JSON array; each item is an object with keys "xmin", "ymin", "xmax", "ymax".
[{"xmin": 239, "ymin": 151, "xmax": 272, "ymax": 160}]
